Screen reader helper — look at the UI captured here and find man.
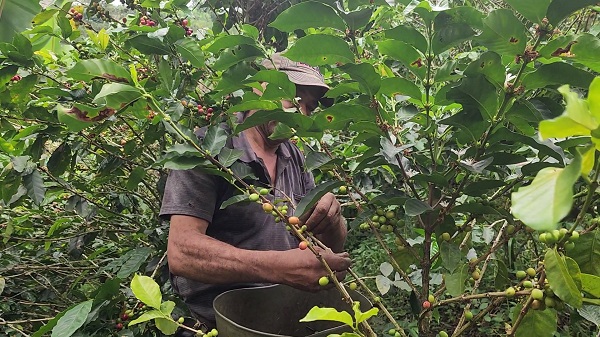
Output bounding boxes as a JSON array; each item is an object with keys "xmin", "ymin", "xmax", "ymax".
[{"xmin": 160, "ymin": 53, "xmax": 350, "ymax": 331}]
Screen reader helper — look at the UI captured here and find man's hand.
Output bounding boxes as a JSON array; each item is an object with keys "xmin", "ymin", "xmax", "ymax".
[
  {"xmin": 277, "ymin": 247, "xmax": 351, "ymax": 292},
  {"xmin": 298, "ymin": 192, "xmax": 347, "ymax": 252}
]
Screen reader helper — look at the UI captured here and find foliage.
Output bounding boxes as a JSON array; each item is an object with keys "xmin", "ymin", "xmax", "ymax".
[{"xmin": 1, "ymin": 0, "xmax": 600, "ymax": 336}]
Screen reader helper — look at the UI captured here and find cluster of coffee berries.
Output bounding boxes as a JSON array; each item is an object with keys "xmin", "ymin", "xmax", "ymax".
[
  {"xmin": 140, "ymin": 15, "xmax": 156, "ymax": 27},
  {"xmin": 538, "ymin": 228, "xmax": 579, "ymax": 251},
  {"xmin": 359, "ymin": 208, "xmax": 403, "ymax": 233},
  {"xmin": 69, "ymin": 8, "xmax": 84, "ymax": 22},
  {"xmin": 115, "ymin": 309, "xmax": 132, "ymax": 331},
  {"xmin": 10, "ymin": 75, "xmax": 22, "ymax": 82},
  {"xmin": 181, "ymin": 18, "xmax": 193, "ymax": 36},
  {"xmin": 195, "ymin": 105, "xmax": 214, "ymax": 121},
  {"xmin": 87, "ymin": 2, "xmax": 110, "ymax": 20}
]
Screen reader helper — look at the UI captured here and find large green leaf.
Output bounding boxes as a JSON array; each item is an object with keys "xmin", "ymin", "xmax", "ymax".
[
  {"xmin": 432, "ymin": 7, "xmax": 483, "ymax": 54},
  {"xmin": 340, "ymin": 63, "xmax": 381, "ymax": 97},
  {"xmin": 522, "ymin": 62, "xmax": 595, "ymax": 90},
  {"xmin": 384, "ymin": 26, "xmax": 427, "ymax": 53},
  {"xmin": 92, "ymin": 83, "xmax": 142, "ymax": 109},
  {"xmin": 295, "ymin": 180, "xmax": 344, "ymax": 217},
  {"xmin": 128, "ymin": 309, "xmax": 164, "ymax": 325},
  {"xmin": 0, "ymin": 0, "xmax": 41, "ymax": 42},
  {"xmin": 130, "ymin": 274, "xmax": 162, "ymax": 310},
  {"xmin": 284, "ymin": 34, "xmax": 354, "ymax": 66},
  {"xmin": 23, "ymin": 169, "xmax": 45, "ymax": 205},
  {"xmin": 540, "ymin": 80, "xmax": 599, "ymax": 141},
  {"xmin": 578, "ymin": 305, "xmax": 600, "ymax": 327},
  {"xmin": 299, "ymin": 306, "xmax": 354, "ymax": 327},
  {"xmin": 175, "ymin": 39, "xmax": 205, "ymax": 68},
  {"xmin": 377, "ymin": 39, "xmax": 426, "ymax": 79},
  {"xmin": 313, "ymin": 103, "xmax": 376, "ymax": 130},
  {"xmin": 67, "ymin": 59, "xmax": 132, "ymax": 83},
  {"xmin": 340, "ymin": 7, "xmax": 373, "ymax": 31},
  {"xmin": 234, "ymin": 110, "xmax": 315, "ymax": 136},
  {"xmin": 569, "ymin": 34, "xmax": 600, "ymax": 74},
  {"xmin": 126, "ymin": 35, "xmax": 171, "ymax": 55},
  {"xmin": 206, "ymin": 35, "xmax": 256, "ymax": 53},
  {"xmin": 566, "ymin": 230, "xmax": 600, "ymax": 276},
  {"xmin": 545, "ymin": 249, "xmax": 582, "ymax": 308},
  {"xmin": 581, "ymin": 273, "xmax": 600, "ymax": 298},
  {"xmin": 202, "ymin": 125, "xmax": 228, "ymax": 155},
  {"xmin": 477, "ymin": 9, "xmax": 527, "ymax": 56},
  {"xmin": 447, "ymin": 75, "xmax": 499, "ymax": 121},
  {"xmin": 246, "ymin": 70, "xmax": 296, "ymax": 100},
  {"xmin": 155, "ymin": 317, "xmax": 179, "ymax": 335},
  {"xmin": 547, "ymin": 0, "xmax": 598, "ymax": 25},
  {"xmin": 213, "ymin": 44, "xmax": 263, "ymax": 71},
  {"xmin": 514, "ymin": 306, "xmax": 557, "ymax": 337},
  {"xmin": 439, "ymin": 241, "xmax": 463, "ymax": 273},
  {"xmin": 463, "ymin": 52, "xmax": 506, "ymax": 89},
  {"xmin": 446, "ymin": 263, "xmax": 469, "ymax": 297},
  {"xmin": 47, "ymin": 143, "xmax": 71, "ymax": 177},
  {"xmin": 378, "ymin": 77, "xmax": 422, "ymax": 100},
  {"xmin": 269, "ymin": 1, "xmax": 346, "ymax": 32},
  {"xmin": 51, "ymin": 300, "xmax": 93, "ymax": 337},
  {"xmin": 504, "ymin": 0, "xmax": 552, "ymax": 24},
  {"xmin": 404, "ymin": 198, "xmax": 433, "ymax": 216},
  {"xmin": 117, "ymin": 247, "xmax": 152, "ymax": 278},
  {"xmin": 510, "ymin": 154, "xmax": 581, "ymax": 231}
]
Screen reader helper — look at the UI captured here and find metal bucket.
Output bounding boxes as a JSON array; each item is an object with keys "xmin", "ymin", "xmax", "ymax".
[{"xmin": 214, "ymin": 284, "xmax": 371, "ymax": 337}]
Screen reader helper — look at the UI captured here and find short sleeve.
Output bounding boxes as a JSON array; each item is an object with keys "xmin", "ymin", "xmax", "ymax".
[{"xmin": 159, "ymin": 169, "xmax": 220, "ymax": 222}]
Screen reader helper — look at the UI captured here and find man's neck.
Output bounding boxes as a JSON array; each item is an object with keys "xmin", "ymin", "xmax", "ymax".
[{"xmin": 244, "ymin": 127, "xmax": 279, "ymax": 158}]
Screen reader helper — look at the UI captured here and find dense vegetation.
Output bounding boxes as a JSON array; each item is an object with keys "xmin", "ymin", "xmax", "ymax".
[{"xmin": 1, "ymin": 0, "xmax": 600, "ymax": 336}]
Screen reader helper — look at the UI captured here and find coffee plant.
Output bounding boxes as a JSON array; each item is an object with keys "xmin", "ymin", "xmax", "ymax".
[{"xmin": 1, "ymin": 0, "xmax": 600, "ymax": 336}]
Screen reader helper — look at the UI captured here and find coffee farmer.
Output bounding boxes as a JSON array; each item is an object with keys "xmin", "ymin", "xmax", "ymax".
[{"xmin": 160, "ymin": 53, "xmax": 350, "ymax": 332}]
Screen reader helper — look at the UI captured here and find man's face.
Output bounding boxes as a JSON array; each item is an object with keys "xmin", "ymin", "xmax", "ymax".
[{"xmin": 283, "ymin": 85, "xmax": 325, "ymax": 116}]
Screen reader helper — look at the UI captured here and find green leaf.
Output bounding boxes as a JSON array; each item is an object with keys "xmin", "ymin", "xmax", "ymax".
[
  {"xmin": 218, "ymin": 148, "xmax": 242, "ymax": 167},
  {"xmin": 284, "ymin": 35, "xmax": 354, "ymax": 66},
  {"xmin": 226, "ymin": 100, "xmax": 279, "ymax": 114},
  {"xmin": 463, "ymin": 52, "xmax": 506, "ymax": 89},
  {"xmin": 175, "ymin": 39, "xmax": 205, "ymax": 68},
  {"xmin": 299, "ymin": 306, "xmax": 354, "ymax": 327},
  {"xmin": 117, "ymin": 247, "xmax": 152, "ymax": 278},
  {"xmin": 126, "ymin": 35, "xmax": 171, "ymax": 55},
  {"xmin": 340, "ymin": 63, "xmax": 381, "ymax": 97},
  {"xmin": 581, "ymin": 274, "xmax": 600, "ymax": 298},
  {"xmin": 0, "ymin": 277, "xmax": 4, "ymax": 295},
  {"xmin": 155, "ymin": 317, "xmax": 179, "ymax": 335},
  {"xmin": 92, "ymin": 83, "xmax": 142, "ymax": 109},
  {"xmin": 220, "ymin": 195, "xmax": 248, "ymax": 210},
  {"xmin": 160, "ymin": 301, "xmax": 176, "ymax": 315},
  {"xmin": 540, "ymin": 82, "xmax": 598, "ymax": 140},
  {"xmin": 404, "ymin": 198, "xmax": 433, "ymax": 216},
  {"xmin": 130, "ymin": 274, "xmax": 162, "ymax": 309},
  {"xmin": 522, "ymin": 63, "xmax": 595, "ymax": 90},
  {"xmin": 51, "ymin": 300, "xmax": 93, "ymax": 337},
  {"xmin": 547, "ymin": 0, "xmax": 598, "ymax": 25},
  {"xmin": 446, "ymin": 263, "xmax": 469, "ymax": 297},
  {"xmin": 440, "ymin": 241, "xmax": 463, "ymax": 273},
  {"xmin": 569, "ymin": 34, "xmax": 600, "ymax": 74},
  {"xmin": 340, "ymin": 8, "xmax": 373, "ymax": 31},
  {"xmin": 212, "ymin": 45, "xmax": 263, "ymax": 71},
  {"xmin": 477, "ymin": 9, "xmax": 527, "ymax": 56},
  {"xmin": 578, "ymin": 305, "xmax": 600, "ymax": 327},
  {"xmin": 504, "ymin": 0, "xmax": 552, "ymax": 24},
  {"xmin": 247, "ymin": 70, "xmax": 296, "ymax": 100},
  {"xmin": 295, "ymin": 180, "xmax": 344, "ymax": 217},
  {"xmin": 432, "ymin": 7, "xmax": 483, "ymax": 54},
  {"xmin": 510, "ymin": 154, "xmax": 581, "ymax": 231},
  {"xmin": 384, "ymin": 26, "xmax": 427, "ymax": 53},
  {"xmin": 545, "ymin": 249, "xmax": 583, "ymax": 308},
  {"xmin": 378, "ymin": 77, "xmax": 422, "ymax": 100},
  {"xmin": 513, "ymin": 306, "xmax": 557, "ymax": 337},
  {"xmin": 67, "ymin": 59, "xmax": 132, "ymax": 83},
  {"xmin": 352, "ymin": 301, "xmax": 378, "ymax": 324},
  {"xmin": 128, "ymin": 309, "xmax": 164, "ymax": 326},
  {"xmin": 202, "ymin": 125, "xmax": 228, "ymax": 155},
  {"xmin": 23, "ymin": 169, "xmax": 45, "ymax": 205},
  {"xmin": 56, "ymin": 104, "xmax": 94, "ymax": 132},
  {"xmin": 47, "ymin": 143, "xmax": 71, "ymax": 177},
  {"xmin": 207, "ymin": 35, "xmax": 256, "ymax": 54},
  {"xmin": 566, "ymin": 230, "xmax": 600, "ymax": 276},
  {"xmin": 377, "ymin": 40, "xmax": 426, "ymax": 79},
  {"xmin": 447, "ymin": 75, "xmax": 498, "ymax": 121},
  {"xmin": 126, "ymin": 166, "xmax": 146, "ymax": 191},
  {"xmin": 269, "ymin": 1, "xmax": 346, "ymax": 32},
  {"xmin": 0, "ymin": 0, "xmax": 41, "ymax": 42},
  {"xmin": 314, "ymin": 103, "xmax": 375, "ymax": 131}
]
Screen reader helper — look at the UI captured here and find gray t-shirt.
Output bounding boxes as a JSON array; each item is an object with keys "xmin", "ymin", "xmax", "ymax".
[{"xmin": 159, "ymin": 129, "xmax": 315, "ymax": 325}]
